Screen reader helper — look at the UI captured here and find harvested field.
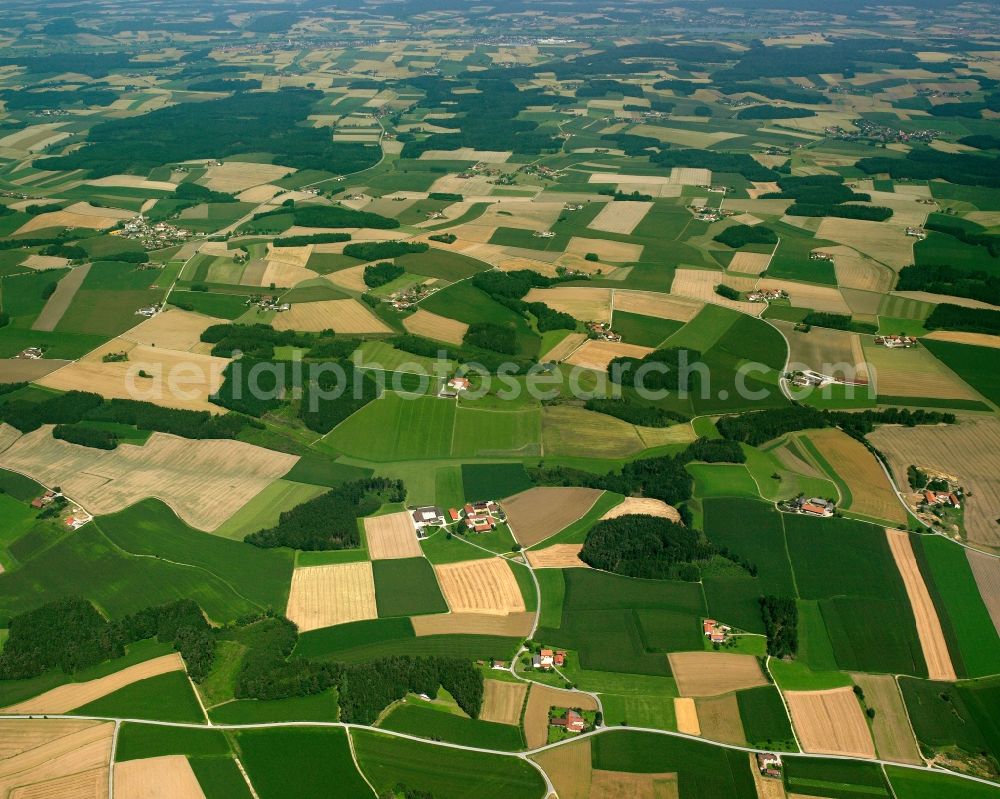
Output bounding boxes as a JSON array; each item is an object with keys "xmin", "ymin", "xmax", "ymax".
[
  {"xmin": 266, "ymin": 244, "xmax": 313, "ymax": 269},
  {"xmin": 785, "ymin": 687, "xmax": 876, "ymax": 759},
  {"xmin": 820, "ymin": 246, "xmax": 895, "ymax": 293},
  {"xmin": 0, "ymin": 719, "xmax": 113, "ymax": 799},
  {"xmin": 433, "ymin": 558, "xmax": 525, "ymax": 615},
  {"xmin": 271, "ymin": 298, "xmax": 392, "ymax": 333},
  {"xmin": 748, "ymin": 753, "xmax": 786, "ymax": 799},
  {"xmin": 889, "ymin": 290, "xmax": 997, "ymax": 310},
  {"xmin": 402, "ymin": 309, "xmax": 469, "ymax": 345},
  {"xmin": 885, "ymin": 530, "xmax": 957, "ymax": 681},
  {"xmin": 0, "ymin": 358, "xmax": 69, "ymax": 382},
  {"xmin": 674, "ymin": 697, "xmax": 701, "ymax": 736},
  {"xmin": 237, "ymin": 184, "xmax": 282, "ymax": 203},
  {"xmin": 364, "ymin": 511, "xmax": 422, "ymax": 560},
  {"xmin": 728, "ymin": 252, "xmax": 772, "ymax": 275},
  {"xmin": 525, "ymin": 544, "xmax": 589, "ymax": 569},
  {"xmin": 115, "ymin": 756, "xmax": 206, "ymax": 799},
  {"xmin": 285, "ymin": 562, "xmax": 378, "ymax": 632},
  {"xmin": 588, "ymin": 201, "xmax": 652, "ymax": 235},
  {"xmin": 540, "ymin": 332, "xmax": 587, "ymax": 363},
  {"xmin": 565, "ymin": 237, "xmax": 643, "ymax": 263},
  {"xmin": 669, "ymin": 167, "xmax": 712, "ymax": 185},
  {"xmin": 23, "ymin": 254, "xmax": 70, "ymax": 269},
  {"xmin": 419, "ymin": 148, "xmax": 511, "ymax": 162},
  {"xmin": 806, "ymin": 428, "xmax": 906, "ymax": 524},
  {"xmin": 201, "ymin": 161, "xmax": 293, "ymax": 192},
  {"xmin": 524, "ymin": 684, "xmax": 599, "ymax": 749},
  {"xmin": 775, "ymin": 322, "xmax": 867, "ymax": 382},
  {"xmin": 923, "ymin": 331, "xmax": 1000, "ymax": 349},
  {"xmin": 123, "ymin": 308, "xmax": 226, "ymax": 352},
  {"xmin": 479, "ymin": 680, "xmax": 528, "ymax": 726},
  {"xmin": 524, "ymin": 287, "xmax": 612, "ymax": 323},
  {"xmin": 2, "ymin": 653, "xmax": 183, "ymax": 714},
  {"xmin": 670, "ymin": 269, "xmax": 761, "ymax": 316},
  {"xmin": 694, "ymin": 693, "xmax": 745, "ymax": 745},
  {"xmin": 38, "ymin": 343, "xmax": 228, "ymax": 414},
  {"xmin": 600, "ymin": 497, "xmax": 680, "ymax": 523},
  {"xmin": 15, "ymin": 203, "xmax": 133, "ymax": 235},
  {"xmin": 564, "ymin": 339, "xmax": 654, "ymax": 371},
  {"xmin": 667, "ymin": 652, "xmax": 768, "ymax": 697},
  {"xmin": 612, "ymin": 291, "xmax": 702, "ymax": 323},
  {"xmin": 815, "ymin": 219, "xmax": 913, "ymax": 271},
  {"xmin": 260, "ymin": 259, "xmax": 317, "ymax": 289},
  {"xmin": 588, "ymin": 173, "xmax": 680, "ymax": 186},
  {"xmin": 0, "ymin": 423, "xmax": 19, "ymax": 454},
  {"xmin": 590, "ymin": 770, "xmax": 679, "ymax": 798},
  {"xmin": 967, "ymin": 550, "xmax": 1000, "ymax": 633},
  {"xmin": 32, "ymin": 264, "xmax": 90, "ymax": 332},
  {"xmin": 849, "ymin": 674, "xmax": 921, "ymax": 765},
  {"xmin": 531, "ymin": 738, "xmax": 591, "ymax": 799},
  {"xmin": 324, "ymin": 264, "xmax": 369, "ymax": 292},
  {"xmin": 757, "ymin": 279, "xmax": 851, "ymax": 315},
  {"xmin": 869, "ymin": 418, "xmax": 1000, "ymax": 551},
  {"xmin": 0, "ymin": 426, "xmax": 297, "ymax": 531},
  {"xmin": 503, "ymin": 486, "xmax": 604, "ymax": 547},
  {"xmin": 410, "ymin": 611, "xmax": 533, "ymax": 637},
  {"xmin": 862, "ymin": 342, "xmax": 980, "ymax": 402}
]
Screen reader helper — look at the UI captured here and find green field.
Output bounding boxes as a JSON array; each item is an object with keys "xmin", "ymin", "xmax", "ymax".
[
  {"xmin": 73, "ymin": 671, "xmax": 205, "ymax": 723},
  {"xmin": 737, "ymin": 686, "xmax": 797, "ymax": 750},
  {"xmin": 611, "ymin": 310, "xmax": 685, "ymax": 347},
  {"xmin": 922, "ymin": 339, "xmax": 1000, "ymax": 406},
  {"xmin": 373, "ymin": 556, "xmax": 449, "ymax": 617},
  {"xmin": 783, "ymin": 757, "xmax": 890, "ymax": 799},
  {"xmin": 116, "ymin": 723, "xmax": 233, "ymax": 761},
  {"xmin": 379, "ymin": 701, "xmax": 524, "ymax": 751},
  {"xmin": 210, "ymin": 691, "xmax": 340, "ymax": 724},
  {"xmin": 887, "ymin": 766, "xmax": 1000, "ymax": 799}
]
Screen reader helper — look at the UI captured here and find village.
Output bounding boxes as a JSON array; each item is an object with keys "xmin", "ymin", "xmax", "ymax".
[{"xmin": 112, "ymin": 215, "xmax": 193, "ymax": 249}]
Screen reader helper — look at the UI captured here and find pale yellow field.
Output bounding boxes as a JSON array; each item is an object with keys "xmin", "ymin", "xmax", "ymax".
[
  {"xmin": 115, "ymin": 756, "xmax": 206, "ymax": 799},
  {"xmin": 923, "ymin": 331, "xmax": 1000, "ymax": 349},
  {"xmin": 757, "ymin": 279, "xmax": 852, "ymax": 315},
  {"xmin": 237, "ymin": 184, "xmax": 283, "ymax": 203},
  {"xmin": 364, "ymin": 511, "xmax": 422, "ymax": 560},
  {"xmin": 505, "ymin": 486, "xmax": 604, "ymax": 547},
  {"xmin": 540, "ymin": 332, "xmax": 587, "ymax": 363},
  {"xmin": 524, "ymin": 286, "xmax": 613, "ymax": 322},
  {"xmin": 728, "ymin": 252, "xmax": 772, "ymax": 275},
  {"xmin": 260, "ymin": 259, "xmax": 317, "ymax": 289},
  {"xmin": 667, "ymin": 652, "xmax": 768, "ymax": 697},
  {"xmin": 410, "ymin": 611, "xmax": 533, "ymax": 637},
  {"xmin": 89, "ymin": 175, "xmax": 178, "ymax": 192},
  {"xmin": 201, "ymin": 161, "xmax": 293, "ymax": 192},
  {"xmin": 523, "ymin": 684, "xmax": 599, "ymax": 749},
  {"xmin": 850, "ymin": 673, "xmax": 922, "ymax": 765},
  {"xmin": 815, "ymin": 218, "xmax": 914, "ymax": 270},
  {"xmin": 0, "ymin": 427, "xmax": 297, "ymax": 532},
  {"xmin": 820, "ymin": 246, "xmax": 896, "ymax": 293},
  {"xmin": 805, "ymin": 428, "xmax": 906, "ymax": 524},
  {"xmin": 0, "ymin": 719, "xmax": 113, "ymax": 799},
  {"xmin": 272, "ymin": 298, "xmax": 392, "ymax": 333},
  {"xmin": 674, "ymin": 697, "xmax": 701, "ymax": 735},
  {"xmin": 786, "ymin": 687, "xmax": 876, "ymax": 759},
  {"xmin": 402, "ymin": 308, "xmax": 469, "ymax": 345},
  {"xmin": 323, "ymin": 265, "xmax": 369, "ymax": 293},
  {"xmin": 775, "ymin": 322, "xmax": 867, "ymax": 382},
  {"xmin": 565, "ymin": 236, "xmax": 643, "ymax": 263},
  {"xmin": 968, "ymin": 550, "xmax": 1000, "ymax": 632},
  {"xmin": 419, "ymin": 148, "xmax": 510, "ymax": 162},
  {"xmin": 266, "ymin": 244, "xmax": 314, "ymax": 269},
  {"xmin": 433, "ymin": 558, "xmax": 526, "ymax": 615},
  {"xmin": 601, "ymin": 497, "xmax": 680, "ymax": 523},
  {"xmin": 612, "ymin": 290, "xmax": 702, "ymax": 322},
  {"xmin": 863, "ymin": 342, "xmax": 981, "ymax": 402},
  {"xmin": 564, "ymin": 339, "xmax": 654, "ymax": 371},
  {"xmin": 886, "ymin": 529, "xmax": 957, "ymax": 680},
  {"xmin": 531, "ymin": 738, "xmax": 592, "ymax": 799},
  {"xmin": 286, "ymin": 562, "xmax": 377, "ymax": 632},
  {"xmin": 749, "ymin": 753, "xmax": 787, "ymax": 799},
  {"xmin": 525, "ymin": 544, "xmax": 589, "ymax": 569},
  {"xmin": 479, "ymin": 680, "xmax": 528, "ymax": 726},
  {"xmin": 16, "ymin": 204, "xmax": 133, "ymax": 235},
  {"xmin": 670, "ymin": 269, "xmax": 761, "ymax": 316},
  {"xmin": 2, "ymin": 654, "xmax": 184, "ymax": 714},
  {"xmin": 123, "ymin": 308, "xmax": 227, "ymax": 352},
  {"xmin": 587, "ymin": 201, "xmax": 652, "ymax": 235}
]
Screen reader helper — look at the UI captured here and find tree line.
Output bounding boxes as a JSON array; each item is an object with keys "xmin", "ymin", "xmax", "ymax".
[{"xmin": 760, "ymin": 595, "xmax": 797, "ymax": 658}]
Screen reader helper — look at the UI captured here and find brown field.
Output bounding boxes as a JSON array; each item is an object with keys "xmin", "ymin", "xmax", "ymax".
[
  {"xmin": 728, "ymin": 252, "xmax": 772, "ymax": 275},
  {"xmin": 201, "ymin": 161, "xmax": 292, "ymax": 192},
  {"xmin": 869, "ymin": 418, "xmax": 1000, "ymax": 551},
  {"xmin": 815, "ymin": 219, "xmax": 913, "ymax": 271},
  {"xmin": 601, "ymin": 497, "xmax": 680, "ymax": 523},
  {"xmin": 967, "ymin": 550, "xmax": 1000, "ymax": 633},
  {"xmin": 504, "ymin": 486, "xmax": 604, "ymax": 547},
  {"xmin": 850, "ymin": 674, "xmax": 922, "ymax": 765},
  {"xmin": 822, "ymin": 246, "xmax": 895, "ymax": 293},
  {"xmin": 674, "ymin": 697, "xmax": 701, "ymax": 736},
  {"xmin": 670, "ymin": 269, "xmax": 762, "ymax": 316},
  {"xmin": 757, "ymin": 279, "xmax": 851, "ymax": 315},
  {"xmin": 588, "ymin": 201, "xmax": 652, "ymax": 235},
  {"xmin": 862, "ymin": 342, "xmax": 980, "ymax": 402},
  {"xmin": 259, "ymin": 259, "xmax": 318, "ymax": 289},
  {"xmin": 402, "ymin": 308, "xmax": 469, "ymax": 345},
  {"xmin": 272, "ymin": 298, "xmax": 391, "ymax": 334},
  {"xmin": 531, "ymin": 738, "xmax": 592, "ymax": 799},
  {"xmin": 23, "ymin": 254, "xmax": 70, "ymax": 269},
  {"xmin": 32, "ymin": 264, "xmax": 90, "ymax": 332},
  {"xmin": 364, "ymin": 511, "xmax": 421, "ymax": 560},
  {"xmin": 842, "ymin": 288, "xmax": 884, "ymax": 320},
  {"xmin": 0, "ymin": 358, "xmax": 69, "ymax": 382},
  {"xmin": 540, "ymin": 332, "xmax": 587, "ymax": 363},
  {"xmin": 749, "ymin": 753, "xmax": 787, "ymax": 799},
  {"xmin": 612, "ymin": 291, "xmax": 702, "ymax": 323},
  {"xmin": 524, "ymin": 684, "xmax": 599, "ymax": 749},
  {"xmin": 590, "ymin": 770, "xmax": 679, "ymax": 799},
  {"xmin": 410, "ymin": 611, "xmax": 533, "ymax": 637},
  {"xmin": 285, "ymin": 562, "xmax": 377, "ymax": 632},
  {"xmin": 805, "ymin": 428, "xmax": 906, "ymax": 524},
  {"xmin": 525, "ymin": 544, "xmax": 589, "ymax": 569},
  {"xmin": 667, "ymin": 652, "xmax": 768, "ymax": 697},
  {"xmin": 0, "ymin": 423, "xmax": 20, "ymax": 455},
  {"xmin": 0, "ymin": 719, "xmax": 113, "ymax": 799},
  {"xmin": 123, "ymin": 308, "xmax": 227, "ymax": 352},
  {"xmin": 776, "ymin": 322, "xmax": 867, "ymax": 382},
  {"xmin": 433, "ymin": 558, "xmax": 526, "ymax": 615},
  {"xmin": 564, "ymin": 339, "xmax": 654, "ymax": 371},
  {"xmin": 479, "ymin": 680, "xmax": 528, "ymax": 726},
  {"xmin": 38, "ymin": 343, "xmax": 229, "ymax": 414},
  {"xmin": 785, "ymin": 687, "xmax": 876, "ymax": 759},
  {"xmin": 115, "ymin": 756, "xmax": 206, "ymax": 799},
  {"xmin": 885, "ymin": 529, "xmax": 957, "ymax": 681},
  {"xmin": 923, "ymin": 331, "xmax": 1000, "ymax": 349},
  {"xmin": 565, "ymin": 237, "xmax": 643, "ymax": 263},
  {"xmin": 694, "ymin": 693, "xmax": 745, "ymax": 746},
  {"xmin": 0, "ymin": 427, "xmax": 296, "ymax": 531},
  {"xmin": 524, "ymin": 287, "xmax": 613, "ymax": 323},
  {"xmin": 2, "ymin": 653, "xmax": 183, "ymax": 714},
  {"xmin": 324, "ymin": 264, "xmax": 369, "ymax": 292}
]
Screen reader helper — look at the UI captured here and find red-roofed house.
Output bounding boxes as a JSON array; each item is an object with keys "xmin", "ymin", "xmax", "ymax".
[
  {"xmin": 540, "ymin": 649, "xmax": 554, "ymax": 668},
  {"xmin": 449, "ymin": 508, "xmax": 460, "ymax": 522},
  {"xmin": 554, "ymin": 651, "xmax": 566, "ymax": 667}
]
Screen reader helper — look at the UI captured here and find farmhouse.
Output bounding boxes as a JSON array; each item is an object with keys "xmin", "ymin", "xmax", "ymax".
[
  {"xmin": 923, "ymin": 490, "xmax": 961, "ymax": 509},
  {"xmin": 16, "ymin": 347, "xmax": 44, "ymax": 360},
  {"xmin": 810, "ymin": 252, "xmax": 835, "ymax": 262},
  {"xmin": 447, "ymin": 376, "xmax": 471, "ymax": 391},
  {"xmin": 756, "ymin": 752, "xmax": 782, "ymax": 779},
  {"xmin": 905, "ymin": 226, "xmax": 927, "ymax": 240},
  {"xmin": 747, "ymin": 288, "xmax": 787, "ymax": 303},
  {"xmin": 411, "ymin": 505, "xmax": 446, "ymax": 529},
  {"xmin": 586, "ymin": 321, "xmax": 621, "ymax": 342},
  {"xmin": 64, "ymin": 507, "xmax": 92, "ymax": 530},
  {"xmin": 703, "ymin": 618, "xmax": 732, "ymax": 644},
  {"xmin": 874, "ymin": 335, "xmax": 917, "ymax": 348},
  {"xmin": 798, "ymin": 497, "xmax": 836, "ymax": 517},
  {"xmin": 550, "ymin": 709, "xmax": 586, "ymax": 734},
  {"xmin": 30, "ymin": 489, "xmax": 59, "ymax": 509}
]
